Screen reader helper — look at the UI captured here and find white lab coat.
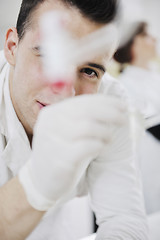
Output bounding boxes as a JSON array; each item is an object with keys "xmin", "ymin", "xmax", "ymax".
[
  {"xmin": 0, "ymin": 51, "xmax": 148, "ymax": 239},
  {"xmin": 118, "ymin": 65, "xmax": 160, "ymax": 215}
]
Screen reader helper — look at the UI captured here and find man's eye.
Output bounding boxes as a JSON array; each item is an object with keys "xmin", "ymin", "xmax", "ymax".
[{"xmin": 80, "ymin": 68, "xmax": 98, "ymax": 78}]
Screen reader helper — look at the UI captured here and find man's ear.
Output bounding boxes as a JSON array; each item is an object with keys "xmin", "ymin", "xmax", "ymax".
[{"xmin": 4, "ymin": 27, "xmax": 19, "ymax": 66}]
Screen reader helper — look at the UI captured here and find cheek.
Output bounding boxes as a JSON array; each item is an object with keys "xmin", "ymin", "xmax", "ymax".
[
  {"xmin": 75, "ymin": 80, "xmax": 99, "ymax": 95},
  {"xmin": 144, "ymin": 37, "xmax": 154, "ymax": 48},
  {"xmin": 14, "ymin": 55, "xmax": 45, "ymax": 92}
]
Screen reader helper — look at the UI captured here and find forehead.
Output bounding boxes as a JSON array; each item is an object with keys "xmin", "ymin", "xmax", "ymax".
[
  {"xmin": 21, "ymin": 0, "xmax": 116, "ymax": 67},
  {"xmin": 30, "ymin": 0, "xmax": 104, "ymax": 38}
]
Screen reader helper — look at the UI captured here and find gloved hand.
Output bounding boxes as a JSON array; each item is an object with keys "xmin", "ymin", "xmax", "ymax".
[{"xmin": 18, "ymin": 94, "xmax": 127, "ymax": 211}]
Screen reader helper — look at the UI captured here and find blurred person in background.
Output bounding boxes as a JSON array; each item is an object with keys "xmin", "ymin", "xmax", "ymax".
[{"xmin": 114, "ymin": 21, "xmax": 160, "ymax": 127}]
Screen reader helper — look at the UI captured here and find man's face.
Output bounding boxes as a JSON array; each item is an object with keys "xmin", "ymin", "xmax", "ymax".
[{"xmin": 6, "ymin": 0, "xmax": 115, "ymax": 135}]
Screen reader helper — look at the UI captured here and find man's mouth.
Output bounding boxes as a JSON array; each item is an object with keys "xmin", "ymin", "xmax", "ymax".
[{"xmin": 37, "ymin": 101, "xmax": 49, "ymax": 109}]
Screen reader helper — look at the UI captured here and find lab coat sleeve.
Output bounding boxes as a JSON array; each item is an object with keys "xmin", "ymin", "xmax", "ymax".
[
  {"xmin": 87, "ymin": 73, "xmax": 148, "ymax": 239},
  {"xmin": 87, "ymin": 112, "xmax": 148, "ymax": 240}
]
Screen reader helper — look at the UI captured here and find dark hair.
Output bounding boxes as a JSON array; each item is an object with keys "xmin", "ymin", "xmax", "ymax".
[
  {"xmin": 16, "ymin": 0, "xmax": 118, "ymax": 40},
  {"xmin": 114, "ymin": 22, "xmax": 147, "ymax": 64}
]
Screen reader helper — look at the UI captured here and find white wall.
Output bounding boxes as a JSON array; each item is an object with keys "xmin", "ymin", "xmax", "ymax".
[{"xmin": 0, "ymin": 0, "xmax": 21, "ymax": 49}]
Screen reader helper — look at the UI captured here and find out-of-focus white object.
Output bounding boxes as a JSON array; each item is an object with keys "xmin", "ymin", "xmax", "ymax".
[
  {"xmin": 40, "ymin": 11, "xmax": 118, "ymax": 83},
  {"xmin": 117, "ymin": 21, "xmax": 142, "ymax": 48},
  {"xmin": 40, "ymin": 11, "xmax": 75, "ymax": 83}
]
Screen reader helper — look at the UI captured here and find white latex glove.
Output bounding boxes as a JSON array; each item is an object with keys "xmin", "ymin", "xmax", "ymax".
[{"xmin": 19, "ymin": 94, "xmax": 127, "ymax": 211}]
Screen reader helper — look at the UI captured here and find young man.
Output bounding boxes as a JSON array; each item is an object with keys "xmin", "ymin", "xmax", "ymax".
[{"xmin": 0, "ymin": 0, "xmax": 148, "ymax": 239}]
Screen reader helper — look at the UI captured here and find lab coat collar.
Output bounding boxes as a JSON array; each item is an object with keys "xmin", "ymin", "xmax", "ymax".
[{"xmin": 0, "ymin": 53, "xmax": 31, "ymax": 176}]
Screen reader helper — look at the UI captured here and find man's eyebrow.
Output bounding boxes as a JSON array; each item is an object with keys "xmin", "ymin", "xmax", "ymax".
[{"xmin": 87, "ymin": 63, "xmax": 106, "ymax": 72}]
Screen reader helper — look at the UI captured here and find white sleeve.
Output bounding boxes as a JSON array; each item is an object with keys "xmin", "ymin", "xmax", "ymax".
[{"xmin": 87, "ymin": 74, "xmax": 149, "ymax": 239}]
